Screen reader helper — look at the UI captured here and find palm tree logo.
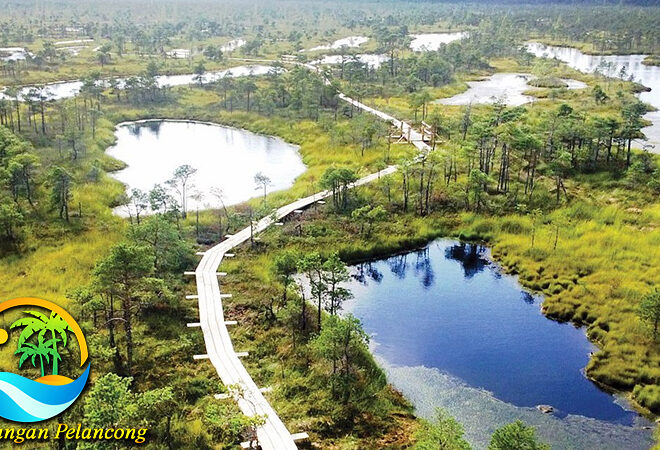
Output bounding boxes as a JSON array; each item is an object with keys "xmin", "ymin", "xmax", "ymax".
[
  {"xmin": 11, "ymin": 310, "xmax": 73, "ymax": 376},
  {"xmin": 0, "ymin": 297, "xmax": 90, "ymax": 423},
  {"xmin": 14, "ymin": 335, "xmax": 51, "ymax": 377}
]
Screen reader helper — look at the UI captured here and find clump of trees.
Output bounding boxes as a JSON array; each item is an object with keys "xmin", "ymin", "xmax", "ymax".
[
  {"xmin": 413, "ymin": 409, "xmax": 470, "ymax": 450},
  {"xmin": 312, "ymin": 314, "xmax": 374, "ymax": 415},
  {"xmin": 351, "ymin": 204, "xmax": 386, "ymax": 236},
  {"xmin": 84, "ymin": 373, "xmax": 176, "ymax": 449},
  {"xmin": 272, "ymin": 250, "xmax": 352, "ymax": 332},
  {"xmin": 0, "ymin": 127, "xmax": 35, "ymax": 243},
  {"xmin": 268, "ymin": 248, "xmax": 392, "ymax": 427},
  {"xmin": 211, "ymin": 66, "xmax": 339, "ymax": 120},
  {"xmin": 295, "ymin": 251, "xmax": 352, "ymax": 331},
  {"xmin": 0, "ymin": 127, "xmax": 80, "ymax": 249},
  {"xmin": 488, "ymin": 420, "xmax": 550, "ymax": 450},
  {"xmin": 72, "ymin": 203, "xmax": 193, "ymax": 377},
  {"xmin": 383, "ymin": 94, "xmax": 652, "ymax": 219},
  {"xmin": 320, "ymin": 167, "xmax": 358, "ymax": 212},
  {"xmin": 413, "ymin": 412, "xmax": 549, "ymax": 449}
]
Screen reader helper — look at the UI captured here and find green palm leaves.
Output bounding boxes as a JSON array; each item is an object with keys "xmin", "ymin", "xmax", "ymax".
[
  {"xmin": 11, "ymin": 310, "xmax": 72, "ymax": 376},
  {"xmin": 15, "ymin": 336, "xmax": 50, "ymax": 377}
]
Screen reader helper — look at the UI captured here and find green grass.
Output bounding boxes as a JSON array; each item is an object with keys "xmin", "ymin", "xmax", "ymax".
[
  {"xmin": 96, "ymin": 86, "xmax": 413, "ymax": 209},
  {"xmin": 0, "ymin": 47, "xmax": 658, "ymax": 446},
  {"xmin": 455, "ymin": 198, "xmax": 660, "ymax": 414},
  {"xmin": 644, "ymin": 56, "xmax": 660, "ymax": 67}
]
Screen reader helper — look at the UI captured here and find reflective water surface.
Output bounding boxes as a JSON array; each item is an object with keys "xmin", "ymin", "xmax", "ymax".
[
  {"xmin": 308, "ymin": 31, "xmax": 466, "ymax": 67},
  {"xmin": 2, "ymin": 65, "xmax": 277, "ymax": 101},
  {"xmin": 306, "ymin": 36, "xmax": 369, "ymax": 52},
  {"xmin": 106, "ymin": 120, "xmax": 306, "ymax": 215},
  {"xmin": 220, "ymin": 39, "xmax": 246, "ymax": 53},
  {"xmin": 343, "ymin": 239, "xmax": 652, "ymax": 449},
  {"xmin": 410, "ymin": 32, "xmax": 468, "ymax": 51},
  {"xmin": 311, "ymin": 54, "xmax": 389, "ymax": 69},
  {"xmin": 0, "ymin": 47, "xmax": 31, "ymax": 61},
  {"xmin": 166, "ymin": 39, "xmax": 245, "ymax": 58},
  {"xmin": 437, "ymin": 72, "xmax": 586, "ymax": 106},
  {"xmin": 527, "ymin": 42, "xmax": 660, "ymax": 151}
]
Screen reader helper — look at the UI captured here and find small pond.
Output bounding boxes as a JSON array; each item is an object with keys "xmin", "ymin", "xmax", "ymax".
[
  {"xmin": 106, "ymin": 120, "xmax": 306, "ymax": 215},
  {"xmin": 526, "ymin": 42, "xmax": 660, "ymax": 151},
  {"xmin": 436, "ymin": 72, "xmax": 587, "ymax": 106},
  {"xmin": 311, "ymin": 54, "xmax": 389, "ymax": 69},
  {"xmin": 0, "ymin": 47, "xmax": 31, "ymax": 61},
  {"xmin": 166, "ymin": 49, "xmax": 191, "ymax": 59},
  {"xmin": 221, "ymin": 39, "xmax": 246, "ymax": 53},
  {"xmin": 343, "ymin": 239, "xmax": 653, "ymax": 449},
  {"xmin": 309, "ymin": 32, "xmax": 467, "ymax": 70},
  {"xmin": 306, "ymin": 36, "xmax": 369, "ymax": 52},
  {"xmin": 306, "ymin": 32, "xmax": 467, "ymax": 53},
  {"xmin": 2, "ymin": 65, "xmax": 277, "ymax": 101},
  {"xmin": 410, "ymin": 32, "xmax": 468, "ymax": 51}
]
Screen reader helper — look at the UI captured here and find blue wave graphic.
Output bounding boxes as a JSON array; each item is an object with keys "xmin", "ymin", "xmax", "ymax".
[{"xmin": 0, "ymin": 365, "xmax": 90, "ymax": 422}]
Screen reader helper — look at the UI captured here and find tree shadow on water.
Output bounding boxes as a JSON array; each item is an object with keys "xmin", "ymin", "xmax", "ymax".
[
  {"xmin": 352, "ymin": 262, "xmax": 384, "ymax": 285},
  {"xmin": 388, "ymin": 254, "xmax": 409, "ymax": 280},
  {"xmin": 521, "ymin": 291, "xmax": 536, "ymax": 305},
  {"xmin": 445, "ymin": 242, "xmax": 489, "ymax": 279},
  {"xmin": 413, "ymin": 248, "xmax": 435, "ymax": 289},
  {"xmin": 128, "ymin": 120, "xmax": 162, "ymax": 137}
]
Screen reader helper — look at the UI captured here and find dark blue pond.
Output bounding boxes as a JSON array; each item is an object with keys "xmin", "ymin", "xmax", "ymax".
[{"xmin": 344, "ymin": 240, "xmax": 638, "ymax": 426}]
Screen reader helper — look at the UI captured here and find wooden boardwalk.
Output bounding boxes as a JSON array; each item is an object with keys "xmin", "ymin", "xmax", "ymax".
[
  {"xmin": 300, "ymin": 62, "xmax": 431, "ymax": 154},
  {"xmin": 192, "ymin": 168, "xmax": 396, "ymax": 449},
  {"xmin": 190, "ymin": 60, "xmax": 428, "ymax": 450}
]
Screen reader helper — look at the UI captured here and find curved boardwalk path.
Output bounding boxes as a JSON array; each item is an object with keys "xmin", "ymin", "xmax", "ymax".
[
  {"xmin": 190, "ymin": 61, "xmax": 429, "ymax": 449},
  {"xmin": 192, "ymin": 169, "xmax": 396, "ymax": 448}
]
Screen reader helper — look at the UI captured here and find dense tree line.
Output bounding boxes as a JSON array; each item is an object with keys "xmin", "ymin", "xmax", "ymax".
[
  {"xmin": 0, "ymin": 126, "xmax": 82, "ymax": 249},
  {"xmin": 1, "ymin": 0, "xmax": 657, "ymax": 79}
]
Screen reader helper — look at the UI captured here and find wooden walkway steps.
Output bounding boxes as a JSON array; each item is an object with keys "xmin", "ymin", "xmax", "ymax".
[
  {"xmin": 188, "ymin": 58, "xmax": 427, "ymax": 450},
  {"xmin": 189, "ymin": 166, "xmax": 396, "ymax": 449}
]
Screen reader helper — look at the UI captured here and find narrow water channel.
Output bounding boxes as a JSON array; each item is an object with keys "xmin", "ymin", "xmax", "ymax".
[{"xmin": 1, "ymin": 64, "xmax": 277, "ymax": 101}]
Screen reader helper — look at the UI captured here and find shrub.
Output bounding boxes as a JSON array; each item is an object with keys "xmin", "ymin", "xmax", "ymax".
[
  {"xmin": 488, "ymin": 421, "xmax": 550, "ymax": 450},
  {"xmin": 633, "ymin": 385, "xmax": 660, "ymax": 412},
  {"xmin": 413, "ymin": 408, "xmax": 470, "ymax": 450}
]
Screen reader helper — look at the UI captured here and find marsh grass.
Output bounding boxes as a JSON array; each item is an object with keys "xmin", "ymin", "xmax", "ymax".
[
  {"xmin": 0, "ymin": 87, "xmax": 422, "ymax": 446},
  {"xmin": 0, "ymin": 51, "xmax": 658, "ymax": 447},
  {"xmin": 456, "ymin": 199, "xmax": 660, "ymax": 413}
]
